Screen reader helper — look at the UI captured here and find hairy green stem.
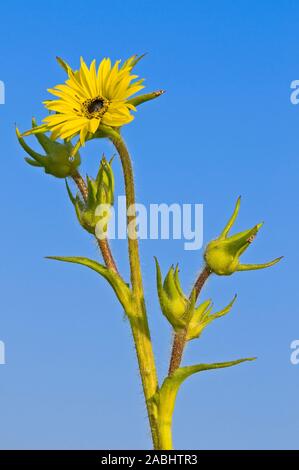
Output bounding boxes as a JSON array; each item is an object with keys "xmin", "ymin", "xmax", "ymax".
[
  {"xmin": 159, "ymin": 266, "xmax": 211, "ymax": 448},
  {"xmin": 71, "ymin": 170, "xmax": 119, "ymax": 274},
  {"xmin": 168, "ymin": 265, "xmax": 212, "ymax": 376},
  {"xmin": 157, "ymin": 379, "xmax": 178, "ymax": 450},
  {"xmin": 110, "ymin": 130, "xmax": 160, "ymax": 449}
]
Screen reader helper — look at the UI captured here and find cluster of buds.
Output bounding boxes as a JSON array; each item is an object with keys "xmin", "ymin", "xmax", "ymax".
[
  {"xmin": 66, "ymin": 155, "xmax": 114, "ymax": 236},
  {"xmin": 155, "ymin": 258, "xmax": 236, "ymax": 338},
  {"xmin": 155, "ymin": 197, "xmax": 282, "ymax": 341}
]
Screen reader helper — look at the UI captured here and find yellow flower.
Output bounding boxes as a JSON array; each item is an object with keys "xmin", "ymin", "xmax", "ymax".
[{"xmin": 23, "ymin": 55, "xmax": 145, "ymax": 154}]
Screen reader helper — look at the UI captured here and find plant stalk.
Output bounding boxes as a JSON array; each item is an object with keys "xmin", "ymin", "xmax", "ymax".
[
  {"xmin": 168, "ymin": 265, "xmax": 211, "ymax": 376},
  {"xmin": 71, "ymin": 170, "xmax": 119, "ymax": 273},
  {"xmin": 110, "ymin": 131, "xmax": 160, "ymax": 449}
]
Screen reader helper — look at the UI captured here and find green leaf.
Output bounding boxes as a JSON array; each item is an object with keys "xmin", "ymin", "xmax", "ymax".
[
  {"xmin": 46, "ymin": 256, "xmax": 133, "ymax": 314},
  {"xmin": 168, "ymin": 357, "xmax": 256, "ymax": 387},
  {"xmin": 155, "ymin": 357, "xmax": 256, "ymax": 450}
]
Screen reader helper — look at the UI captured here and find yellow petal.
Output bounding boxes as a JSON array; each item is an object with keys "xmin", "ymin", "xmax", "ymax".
[{"xmin": 88, "ymin": 118, "xmax": 100, "ymax": 134}]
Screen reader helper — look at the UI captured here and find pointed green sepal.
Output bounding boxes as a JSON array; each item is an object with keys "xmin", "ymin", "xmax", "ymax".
[
  {"xmin": 128, "ymin": 90, "xmax": 166, "ymax": 107},
  {"xmin": 237, "ymin": 256, "xmax": 283, "ymax": 271},
  {"xmin": 123, "ymin": 53, "xmax": 147, "ymax": 70},
  {"xmin": 219, "ymin": 196, "xmax": 241, "ymax": 239},
  {"xmin": 155, "ymin": 257, "xmax": 188, "ymax": 330},
  {"xmin": 56, "ymin": 56, "xmax": 72, "ymax": 74},
  {"xmin": 21, "ymin": 124, "xmax": 49, "ymax": 137},
  {"xmin": 24, "ymin": 157, "xmax": 43, "ymax": 167},
  {"xmin": 16, "ymin": 127, "xmax": 45, "ymax": 165},
  {"xmin": 65, "ymin": 179, "xmax": 76, "ymax": 206},
  {"xmin": 186, "ymin": 298, "xmax": 212, "ymax": 340},
  {"xmin": 187, "ymin": 295, "xmax": 237, "ymax": 340},
  {"xmin": 31, "ymin": 117, "xmax": 57, "ymax": 154}
]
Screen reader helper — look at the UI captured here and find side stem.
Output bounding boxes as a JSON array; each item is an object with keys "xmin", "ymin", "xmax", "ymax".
[
  {"xmin": 168, "ymin": 265, "xmax": 211, "ymax": 376},
  {"xmin": 71, "ymin": 170, "xmax": 119, "ymax": 273}
]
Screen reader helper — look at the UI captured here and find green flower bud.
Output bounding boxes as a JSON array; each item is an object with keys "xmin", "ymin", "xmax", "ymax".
[
  {"xmin": 66, "ymin": 155, "xmax": 114, "ymax": 234},
  {"xmin": 155, "ymin": 257, "xmax": 237, "ymax": 338},
  {"xmin": 155, "ymin": 258, "xmax": 188, "ymax": 330},
  {"xmin": 16, "ymin": 119, "xmax": 81, "ymax": 178},
  {"xmin": 204, "ymin": 197, "xmax": 282, "ymax": 276},
  {"xmin": 186, "ymin": 294, "xmax": 237, "ymax": 341}
]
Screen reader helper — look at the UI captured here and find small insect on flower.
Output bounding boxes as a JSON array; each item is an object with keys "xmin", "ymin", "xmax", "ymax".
[{"xmin": 22, "ymin": 55, "xmax": 146, "ymax": 155}]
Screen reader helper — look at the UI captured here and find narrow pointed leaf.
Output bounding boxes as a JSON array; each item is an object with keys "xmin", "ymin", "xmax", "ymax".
[
  {"xmin": 46, "ymin": 256, "xmax": 133, "ymax": 313},
  {"xmin": 168, "ymin": 357, "xmax": 256, "ymax": 388},
  {"xmin": 156, "ymin": 357, "xmax": 256, "ymax": 450}
]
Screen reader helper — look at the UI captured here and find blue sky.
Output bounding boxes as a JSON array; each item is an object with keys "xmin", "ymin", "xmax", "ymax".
[{"xmin": 0, "ymin": 0, "xmax": 298, "ymax": 449}]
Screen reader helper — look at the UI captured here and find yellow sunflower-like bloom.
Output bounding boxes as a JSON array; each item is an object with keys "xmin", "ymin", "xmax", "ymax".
[{"xmin": 23, "ymin": 55, "xmax": 145, "ymax": 154}]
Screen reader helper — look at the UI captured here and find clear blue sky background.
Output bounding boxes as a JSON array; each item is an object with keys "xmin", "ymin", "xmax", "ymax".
[{"xmin": 0, "ymin": 0, "xmax": 298, "ymax": 450}]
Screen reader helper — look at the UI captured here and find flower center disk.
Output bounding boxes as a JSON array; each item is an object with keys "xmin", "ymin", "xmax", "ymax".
[{"xmin": 82, "ymin": 96, "xmax": 109, "ymax": 119}]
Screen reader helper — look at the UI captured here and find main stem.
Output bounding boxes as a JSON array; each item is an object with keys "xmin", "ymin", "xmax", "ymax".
[
  {"xmin": 110, "ymin": 131, "xmax": 160, "ymax": 449},
  {"xmin": 168, "ymin": 265, "xmax": 211, "ymax": 376}
]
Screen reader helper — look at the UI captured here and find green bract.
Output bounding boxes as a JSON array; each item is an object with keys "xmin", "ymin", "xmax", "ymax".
[
  {"xmin": 204, "ymin": 197, "xmax": 282, "ymax": 275},
  {"xmin": 16, "ymin": 119, "xmax": 81, "ymax": 178},
  {"xmin": 155, "ymin": 258, "xmax": 188, "ymax": 330},
  {"xmin": 155, "ymin": 258, "xmax": 237, "ymax": 337},
  {"xmin": 186, "ymin": 293, "xmax": 237, "ymax": 340},
  {"xmin": 127, "ymin": 89, "xmax": 166, "ymax": 107},
  {"xmin": 66, "ymin": 155, "xmax": 114, "ymax": 235}
]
